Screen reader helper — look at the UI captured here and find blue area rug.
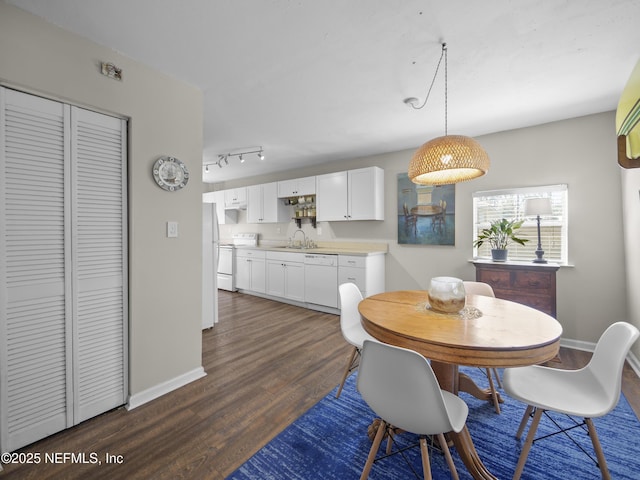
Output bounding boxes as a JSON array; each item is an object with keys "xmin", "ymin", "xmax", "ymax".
[{"xmin": 228, "ymin": 368, "xmax": 640, "ymax": 479}]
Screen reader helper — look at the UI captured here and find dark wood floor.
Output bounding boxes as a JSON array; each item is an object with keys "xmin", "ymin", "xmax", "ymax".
[{"xmin": 2, "ymin": 291, "xmax": 639, "ymax": 479}]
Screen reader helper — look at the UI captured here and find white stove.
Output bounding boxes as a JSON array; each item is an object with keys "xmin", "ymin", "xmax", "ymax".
[
  {"xmin": 217, "ymin": 233, "xmax": 258, "ymax": 291},
  {"xmin": 231, "ymin": 233, "xmax": 259, "ymax": 247}
]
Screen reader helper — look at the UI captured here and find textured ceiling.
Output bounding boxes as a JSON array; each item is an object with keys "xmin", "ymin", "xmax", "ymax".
[{"xmin": 8, "ymin": 0, "xmax": 640, "ymax": 183}]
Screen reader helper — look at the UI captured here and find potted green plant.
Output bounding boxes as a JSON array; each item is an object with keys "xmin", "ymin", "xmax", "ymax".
[{"xmin": 473, "ymin": 218, "xmax": 529, "ymax": 262}]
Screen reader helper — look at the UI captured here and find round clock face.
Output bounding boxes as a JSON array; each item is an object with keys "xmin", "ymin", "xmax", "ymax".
[{"xmin": 153, "ymin": 156, "xmax": 189, "ymax": 191}]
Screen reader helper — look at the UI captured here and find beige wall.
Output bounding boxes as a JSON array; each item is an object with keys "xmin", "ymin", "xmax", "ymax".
[
  {"xmin": 214, "ymin": 112, "xmax": 630, "ymax": 346},
  {"xmin": 0, "ymin": 3, "xmax": 205, "ymax": 396}
]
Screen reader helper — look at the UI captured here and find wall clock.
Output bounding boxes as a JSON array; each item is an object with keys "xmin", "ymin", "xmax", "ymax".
[{"xmin": 152, "ymin": 156, "xmax": 189, "ymax": 191}]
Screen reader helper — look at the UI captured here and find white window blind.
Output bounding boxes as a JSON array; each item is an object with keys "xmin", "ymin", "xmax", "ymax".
[{"xmin": 472, "ymin": 184, "xmax": 568, "ymax": 264}]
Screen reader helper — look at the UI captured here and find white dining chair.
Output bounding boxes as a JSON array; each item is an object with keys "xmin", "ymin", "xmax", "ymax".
[
  {"xmin": 502, "ymin": 321, "xmax": 639, "ymax": 480},
  {"xmin": 357, "ymin": 340, "xmax": 469, "ymax": 480},
  {"xmin": 335, "ymin": 282, "xmax": 377, "ymax": 399},
  {"xmin": 463, "ymin": 281, "xmax": 503, "ymax": 413}
]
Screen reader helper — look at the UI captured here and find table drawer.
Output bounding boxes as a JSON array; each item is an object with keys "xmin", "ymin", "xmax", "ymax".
[
  {"xmin": 476, "ymin": 269, "xmax": 510, "ymax": 289},
  {"xmin": 513, "ymin": 271, "xmax": 552, "ymax": 291}
]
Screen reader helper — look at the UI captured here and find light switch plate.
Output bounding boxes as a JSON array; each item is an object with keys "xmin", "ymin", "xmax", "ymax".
[{"xmin": 167, "ymin": 221, "xmax": 178, "ymax": 238}]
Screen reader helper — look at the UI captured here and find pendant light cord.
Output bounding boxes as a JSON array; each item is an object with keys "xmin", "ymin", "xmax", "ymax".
[
  {"xmin": 443, "ymin": 43, "xmax": 448, "ymax": 136},
  {"xmin": 407, "ymin": 43, "xmax": 448, "ymax": 132}
]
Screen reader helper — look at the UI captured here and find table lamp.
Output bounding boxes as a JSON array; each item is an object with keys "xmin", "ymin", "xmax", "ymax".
[{"xmin": 524, "ymin": 197, "xmax": 552, "ymax": 263}]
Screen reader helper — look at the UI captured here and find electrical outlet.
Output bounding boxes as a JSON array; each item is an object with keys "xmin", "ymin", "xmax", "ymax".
[{"xmin": 167, "ymin": 221, "xmax": 178, "ymax": 238}]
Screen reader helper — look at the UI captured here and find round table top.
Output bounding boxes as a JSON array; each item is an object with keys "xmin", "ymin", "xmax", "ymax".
[
  {"xmin": 358, "ymin": 290, "xmax": 562, "ymax": 368},
  {"xmin": 410, "ymin": 204, "xmax": 442, "ymax": 216}
]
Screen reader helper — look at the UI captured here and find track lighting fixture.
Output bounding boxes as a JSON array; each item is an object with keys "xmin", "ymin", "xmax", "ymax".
[{"xmin": 204, "ymin": 147, "xmax": 265, "ymax": 170}]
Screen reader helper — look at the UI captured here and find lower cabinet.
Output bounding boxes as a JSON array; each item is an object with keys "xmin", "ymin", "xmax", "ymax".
[
  {"xmin": 266, "ymin": 252, "xmax": 305, "ymax": 302},
  {"xmin": 236, "ymin": 249, "xmax": 266, "ymax": 293},
  {"xmin": 338, "ymin": 254, "xmax": 385, "ymax": 300},
  {"xmin": 236, "ymin": 249, "xmax": 386, "ymax": 313}
]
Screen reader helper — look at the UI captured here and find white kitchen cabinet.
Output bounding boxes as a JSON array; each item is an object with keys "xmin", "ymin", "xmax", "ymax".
[
  {"xmin": 338, "ymin": 254, "xmax": 385, "ymax": 300},
  {"xmin": 247, "ymin": 182, "xmax": 289, "ymax": 223},
  {"xmin": 203, "ymin": 190, "xmax": 237, "ymax": 224},
  {"xmin": 224, "ymin": 187, "xmax": 247, "ymax": 209},
  {"xmin": 266, "ymin": 251, "xmax": 305, "ymax": 302},
  {"xmin": 277, "ymin": 176, "xmax": 316, "ymax": 197},
  {"xmin": 316, "ymin": 166, "xmax": 384, "ymax": 221},
  {"xmin": 235, "ymin": 249, "xmax": 266, "ymax": 293}
]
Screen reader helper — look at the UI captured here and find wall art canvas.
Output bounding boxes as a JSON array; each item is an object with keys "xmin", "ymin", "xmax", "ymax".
[{"xmin": 397, "ymin": 173, "xmax": 455, "ymax": 245}]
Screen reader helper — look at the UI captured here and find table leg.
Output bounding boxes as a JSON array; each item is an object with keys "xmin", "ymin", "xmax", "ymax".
[
  {"xmin": 432, "ymin": 361, "xmax": 503, "ymax": 404},
  {"xmin": 431, "ymin": 361, "xmax": 498, "ymax": 480},
  {"xmin": 459, "ymin": 372, "xmax": 504, "ymax": 405}
]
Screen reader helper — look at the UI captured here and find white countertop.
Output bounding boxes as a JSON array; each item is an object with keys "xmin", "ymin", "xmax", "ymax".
[{"xmin": 234, "ymin": 241, "xmax": 388, "ymax": 256}]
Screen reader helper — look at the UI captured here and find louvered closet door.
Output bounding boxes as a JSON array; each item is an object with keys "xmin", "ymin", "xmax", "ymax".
[
  {"xmin": 0, "ymin": 88, "xmax": 127, "ymax": 452},
  {"xmin": 71, "ymin": 107, "xmax": 127, "ymax": 423},
  {"xmin": 0, "ymin": 89, "xmax": 72, "ymax": 452}
]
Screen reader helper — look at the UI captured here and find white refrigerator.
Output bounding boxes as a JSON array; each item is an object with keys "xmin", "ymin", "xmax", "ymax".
[{"xmin": 202, "ymin": 201, "xmax": 219, "ymax": 329}]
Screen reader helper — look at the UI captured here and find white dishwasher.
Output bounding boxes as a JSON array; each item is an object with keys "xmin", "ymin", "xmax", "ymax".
[{"xmin": 304, "ymin": 254, "xmax": 338, "ymax": 308}]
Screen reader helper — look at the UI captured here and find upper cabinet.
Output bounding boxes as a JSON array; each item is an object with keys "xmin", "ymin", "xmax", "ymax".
[
  {"xmin": 224, "ymin": 187, "xmax": 247, "ymax": 209},
  {"xmin": 316, "ymin": 167, "xmax": 384, "ymax": 221},
  {"xmin": 203, "ymin": 191, "xmax": 237, "ymax": 224},
  {"xmin": 247, "ymin": 182, "xmax": 289, "ymax": 223},
  {"xmin": 277, "ymin": 176, "xmax": 316, "ymax": 198}
]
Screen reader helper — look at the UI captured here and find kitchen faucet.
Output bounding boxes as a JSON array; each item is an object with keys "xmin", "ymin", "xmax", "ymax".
[{"xmin": 291, "ymin": 229, "xmax": 307, "ymax": 248}]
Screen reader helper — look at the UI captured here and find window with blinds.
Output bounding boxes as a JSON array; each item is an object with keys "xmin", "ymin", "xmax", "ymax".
[{"xmin": 472, "ymin": 184, "xmax": 568, "ymax": 264}]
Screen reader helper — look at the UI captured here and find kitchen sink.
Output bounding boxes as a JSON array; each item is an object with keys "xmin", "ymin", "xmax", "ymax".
[{"xmin": 272, "ymin": 246, "xmax": 330, "ymax": 251}]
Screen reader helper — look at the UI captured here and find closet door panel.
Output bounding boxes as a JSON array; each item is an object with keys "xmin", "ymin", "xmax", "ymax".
[
  {"xmin": 1, "ymin": 89, "xmax": 127, "ymax": 452},
  {"xmin": 71, "ymin": 107, "xmax": 127, "ymax": 422},
  {"xmin": 1, "ymin": 89, "xmax": 71, "ymax": 452}
]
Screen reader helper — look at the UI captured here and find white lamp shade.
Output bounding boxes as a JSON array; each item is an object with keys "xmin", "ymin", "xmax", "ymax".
[{"xmin": 524, "ymin": 197, "xmax": 552, "ymax": 217}]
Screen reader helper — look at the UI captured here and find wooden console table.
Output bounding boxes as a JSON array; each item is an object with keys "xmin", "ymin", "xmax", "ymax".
[{"xmin": 473, "ymin": 260, "xmax": 559, "ymax": 318}]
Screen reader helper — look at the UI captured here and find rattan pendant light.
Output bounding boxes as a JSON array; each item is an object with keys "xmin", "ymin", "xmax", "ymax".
[{"xmin": 407, "ymin": 43, "xmax": 490, "ymax": 185}]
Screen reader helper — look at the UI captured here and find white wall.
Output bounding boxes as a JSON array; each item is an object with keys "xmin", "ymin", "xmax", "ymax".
[
  {"xmin": 0, "ymin": 3, "xmax": 205, "ymax": 398},
  {"xmin": 621, "ymin": 167, "xmax": 640, "ymax": 359},
  {"xmin": 214, "ymin": 112, "xmax": 629, "ymax": 344}
]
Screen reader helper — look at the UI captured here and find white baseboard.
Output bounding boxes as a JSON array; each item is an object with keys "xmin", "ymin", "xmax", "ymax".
[
  {"xmin": 559, "ymin": 337, "xmax": 596, "ymax": 352},
  {"xmin": 561, "ymin": 337, "xmax": 640, "ymax": 378},
  {"xmin": 126, "ymin": 366, "xmax": 207, "ymax": 410}
]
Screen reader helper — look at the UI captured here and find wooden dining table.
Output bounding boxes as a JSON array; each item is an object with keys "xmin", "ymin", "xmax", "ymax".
[{"xmin": 358, "ymin": 290, "xmax": 562, "ymax": 480}]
